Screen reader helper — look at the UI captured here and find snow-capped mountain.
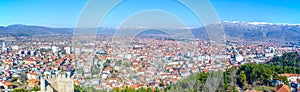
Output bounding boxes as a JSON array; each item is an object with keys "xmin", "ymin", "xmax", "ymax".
[
  {"xmin": 1, "ymin": 21, "xmax": 300, "ymax": 41},
  {"xmin": 191, "ymin": 21, "xmax": 300, "ymax": 41}
]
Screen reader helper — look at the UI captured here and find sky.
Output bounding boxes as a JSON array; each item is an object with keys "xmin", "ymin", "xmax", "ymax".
[{"xmin": 0, "ymin": 0, "xmax": 300, "ymax": 28}]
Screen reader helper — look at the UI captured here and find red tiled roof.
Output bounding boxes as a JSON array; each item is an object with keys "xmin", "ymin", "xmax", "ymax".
[
  {"xmin": 275, "ymin": 84, "xmax": 290, "ymax": 92},
  {"xmin": 28, "ymin": 79, "xmax": 39, "ymax": 83},
  {"xmin": 280, "ymin": 73, "xmax": 300, "ymax": 77}
]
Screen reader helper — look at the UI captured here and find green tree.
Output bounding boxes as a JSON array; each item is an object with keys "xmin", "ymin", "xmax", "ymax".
[
  {"xmin": 12, "ymin": 88, "xmax": 27, "ymax": 92},
  {"xmin": 74, "ymin": 85, "xmax": 84, "ymax": 92},
  {"xmin": 31, "ymin": 86, "xmax": 40, "ymax": 91},
  {"xmin": 145, "ymin": 87, "xmax": 152, "ymax": 92},
  {"xmin": 232, "ymin": 85, "xmax": 239, "ymax": 92},
  {"xmin": 196, "ymin": 72, "xmax": 209, "ymax": 84},
  {"xmin": 238, "ymin": 71, "xmax": 247, "ymax": 89},
  {"xmin": 113, "ymin": 87, "xmax": 120, "ymax": 92},
  {"xmin": 122, "ymin": 86, "xmax": 135, "ymax": 92},
  {"xmin": 154, "ymin": 87, "xmax": 159, "ymax": 92},
  {"xmin": 85, "ymin": 86, "xmax": 97, "ymax": 92}
]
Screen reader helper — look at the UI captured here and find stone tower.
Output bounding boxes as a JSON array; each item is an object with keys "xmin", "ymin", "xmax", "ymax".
[{"xmin": 40, "ymin": 73, "xmax": 74, "ymax": 92}]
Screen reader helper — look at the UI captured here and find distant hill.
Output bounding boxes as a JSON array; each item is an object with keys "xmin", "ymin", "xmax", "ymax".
[
  {"xmin": 136, "ymin": 29, "xmax": 171, "ymax": 38},
  {"xmin": 0, "ymin": 24, "xmax": 73, "ymax": 37},
  {"xmin": 98, "ymin": 22, "xmax": 300, "ymax": 41},
  {"xmin": 222, "ymin": 22, "xmax": 300, "ymax": 41},
  {"xmin": 1, "ymin": 22, "xmax": 300, "ymax": 41},
  {"xmin": 191, "ymin": 21, "xmax": 300, "ymax": 41}
]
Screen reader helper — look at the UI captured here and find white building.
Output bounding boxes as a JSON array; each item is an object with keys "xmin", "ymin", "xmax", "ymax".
[
  {"xmin": 30, "ymin": 51, "xmax": 36, "ymax": 56},
  {"xmin": 52, "ymin": 46, "xmax": 59, "ymax": 53},
  {"xmin": 2, "ymin": 42, "xmax": 7, "ymax": 50},
  {"xmin": 11, "ymin": 45, "xmax": 19, "ymax": 50},
  {"xmin": 235, "ymin": 55, "xmax": 244, "ymax": 62},
  {"xmin": 74, "ymin": 47, "xmax": 81, "ymax": 55},
  {"xmin": 40, "ymin": 45, "xmax": 51, "ymax": 49},
  {"xmin": 64, "ymin": 46, "xmax": 71, "ymax": 54}
]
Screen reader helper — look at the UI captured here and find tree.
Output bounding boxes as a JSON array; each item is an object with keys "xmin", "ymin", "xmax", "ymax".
[
  {"xmin": 113, "ymin": 87, "xmax": 120, "ymax": 92},
  {"xmin": 196, "ymin": 72, "xmax": 209, "ymax": 84},
  {"xmin": 238, "ymin": 71, "xmax": 247, "ymax": 89},
  {"xmin": 223, "ymin": 71, "xmax": 229, "ymax": 90},
  {"xmin": 159, "ymin": 82, "xmax": 164, "ymax": 87},
  {"xmin": 154, "ymin": 87, "xmax": 160, "ymax": 92},
  {"xmin": 123, "ymin": 86, "xmax": 135, "ymax": 92},
  {"xmin": 146, "ymin": 87, "xmax": 152, "ymax": 92},
  {"xmin": 85, "ymin": 86, "xmax": 97, "ymax": 92},
  {"xmin": 136, "ymin": 87, "xmax": 145, "ymax": 92},
  {"xmin": 12, "ymin": 88, "xmax": 27, "ymax": 92},
  {"xmin": 31, "ymin": 86, "xmax": 39, "ymax": 91},
  {"xmin": 74, "ymin": 85, "xmax": 84, "ymax": 92},
  {"xmin": 232, "ymin": 85, "xmax": 239, "ymax": 92}
]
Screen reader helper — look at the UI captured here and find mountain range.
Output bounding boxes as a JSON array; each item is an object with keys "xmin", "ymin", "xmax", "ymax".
[{"xmin": 1, "ymin": 21, "xmax": 300, "ymax": 41}]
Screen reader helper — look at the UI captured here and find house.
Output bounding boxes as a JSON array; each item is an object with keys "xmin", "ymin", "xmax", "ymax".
[
  {"xmin": 275, "ymin": 83, "xmax": 290, "ymax": 92},
  {"xmin": 27, "ymin": 79, "xmax": 39, "ymax": 87},
  {"xmin": 27, "ymin": 72, "xmax": 39, "ymax": 80},
  {"xmin": 91, "ymin": 79, "xmax": 100, "ymax": 85},
  {"xmin": 24, "ymin": 57, "xmax": 38, "ymax": 64},
  {"xmin": 279, "ymin": 73, "xmax": 300, "ymax": 83},
  {"xmin": 74, "ymin": 80, "xmax": 80, "ymax": 85},
  {"xmin": 0, "ymin": 81, "xmax": 13, "ymax": 89}
]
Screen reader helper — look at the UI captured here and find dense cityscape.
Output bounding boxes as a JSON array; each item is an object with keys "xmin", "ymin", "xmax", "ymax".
[
  {"xmin": 1, "ymin": 0, "xmax": 300, "ymax": 92},
  {"xmin": 0, "ymin": 27, "xmax": 300, "ymax": 91}
]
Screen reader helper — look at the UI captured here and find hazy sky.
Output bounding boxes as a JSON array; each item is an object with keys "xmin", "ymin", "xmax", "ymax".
[{"xmin": 0, "ymin": 0, "xmax": 299, "ymax": 27}]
